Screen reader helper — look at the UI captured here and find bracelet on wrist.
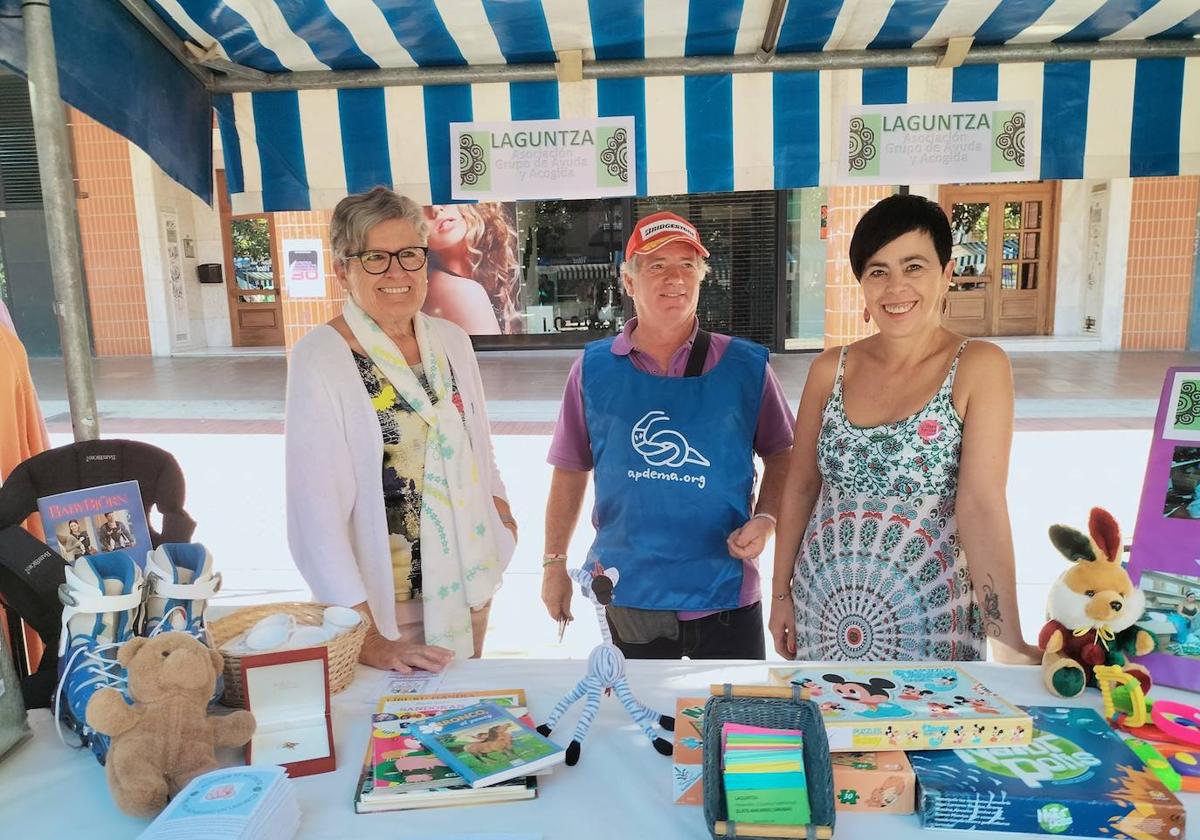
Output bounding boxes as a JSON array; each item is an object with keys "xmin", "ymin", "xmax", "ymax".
[
  {"xmin": 542, "ymin": 553, "xmax": 568, "ymax": 568},
  {"xmin": 752, "ymin": 512, "xmax": 778, "ymax": 526}
]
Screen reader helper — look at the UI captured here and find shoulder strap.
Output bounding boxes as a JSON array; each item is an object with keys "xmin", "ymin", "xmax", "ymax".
[
  {"xmin": 835, "ymin": 345, "xmax": 849, "ymax": 386},
  {"xmin": 683, "ymin": 330, "xmax": 711, "ymax": 378},
  {"xmin": 946, "ymin": 339, "xmax": 971, "ymax": 387}
]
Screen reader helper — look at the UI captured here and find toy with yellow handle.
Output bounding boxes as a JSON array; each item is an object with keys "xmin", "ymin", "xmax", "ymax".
[
  {"xmin": 1095, "ymin": 665, "xmax": 1149, "ymax": 728},
  {"xmin": 1096, "ymin": 665, "xmax": 1200, "ymax": 790}
]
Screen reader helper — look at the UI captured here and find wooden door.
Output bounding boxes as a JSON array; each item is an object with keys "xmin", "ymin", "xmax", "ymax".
[
  {"xmin": 217, "ymin": 171, "xmax": 285, "ymax": 347},
  {"xmin": 940, "ymin": 182, "xmax": 1057, "ymax": 336}
]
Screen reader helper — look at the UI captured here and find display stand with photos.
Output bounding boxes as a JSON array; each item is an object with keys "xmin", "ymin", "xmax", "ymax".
[{"xmin": 1130, "ymin": 366, "xmax": 1200, "ymax": 692}]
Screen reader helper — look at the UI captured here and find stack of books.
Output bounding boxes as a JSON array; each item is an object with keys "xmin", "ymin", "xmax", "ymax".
[
  {"xmin": 354, "ymin": 689, "xmax": 550, "ymax": 813},
  {"xmin": 721, "ymin": 723, "xmax": 812, "ymax": 827},
  {"xmin": 139, "ymin": 766, "xmax": 298, "ymax": 840}
]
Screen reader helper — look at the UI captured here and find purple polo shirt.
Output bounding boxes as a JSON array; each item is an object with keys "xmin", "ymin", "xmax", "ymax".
[{"xmin": 547, "ymin": 317, "xmax": 796, "ymax": 620}]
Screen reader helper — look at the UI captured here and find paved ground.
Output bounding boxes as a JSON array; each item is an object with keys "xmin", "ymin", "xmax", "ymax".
[{"xmin": 29, "ymin": 347, "xmax": 1200, "ymax": 661}]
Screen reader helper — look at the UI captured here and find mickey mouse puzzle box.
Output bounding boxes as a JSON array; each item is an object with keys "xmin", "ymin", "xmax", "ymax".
[
  {"xmin": 768, "ymin": 665, "xmax": 1032, "ymax": 752},
  {"xmin": 910, "ymin": 706, "xmax": 1186, "ymax": 839}
]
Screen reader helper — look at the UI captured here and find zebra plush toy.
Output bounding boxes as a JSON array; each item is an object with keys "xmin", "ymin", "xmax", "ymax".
[{"xmin": 536, "ymin": 564, "xmax": 675, "ymax": 766}]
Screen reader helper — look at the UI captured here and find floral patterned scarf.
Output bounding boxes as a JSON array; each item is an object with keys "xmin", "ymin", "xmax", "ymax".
[{"xmin": 344, "ymin": 298, "xmax": 501, "ymax": 657}]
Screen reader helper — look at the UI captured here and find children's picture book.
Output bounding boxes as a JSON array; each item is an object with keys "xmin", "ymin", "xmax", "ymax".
[
  {"xmin": 672, "ymin": 696, "xmax": 706, "ymax": 805},
  {"xmin": 911, "ymin": 706, "xmax": 1187, "ymax": 839},
  {"xmin": 38, "ymin": 480, "xmax": 151, "ymax": 566},
  {"xmin": 831, "ymin": 751, "xmax": 914, "ymax": 814},
  {"xmin": 354, "ymin": 690, "xmax": 539, "ymax": 813},
  {"xmin": 769, "ymin": 665, "xmax": 1032, "ymax": 751},
  {"xmin": 370, "ymin": 689, "xmax": 526, "ymax": 792},
  {"xmin": 414, "ymin": 702, "xmax": 565, "ymax": 789},
  {"xmin": 1129, "ymin": 366, "xmax": 1200, "ymax": 692}
]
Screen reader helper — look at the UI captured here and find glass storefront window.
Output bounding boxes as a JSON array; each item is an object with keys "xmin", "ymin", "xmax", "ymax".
[
  {"xmin": 636, "ymin": 191, "xmax": 779, "ymax": 348},
  {"xmin": 512, "ymin": 199, "xmax": 625, "ymax": 343},
  {"xmin": 783, "ymin": 188, "xmax": 827, "ymax": 349},
  {"xmin": 950, "ymin": 202, "xmax": 989, "ymax": 291},
  {"xmin": 230, "ymin": 217, "xmax": 277, "ymax": 303}
]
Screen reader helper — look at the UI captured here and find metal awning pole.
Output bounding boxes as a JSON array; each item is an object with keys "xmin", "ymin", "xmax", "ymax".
[
  {"xmin": 211, "ymin": 37, "xmax": 1200, "ymax": 93},
  {"xmin": 21, "ymin": 0, "xmax": 99, "ymax": 441}
]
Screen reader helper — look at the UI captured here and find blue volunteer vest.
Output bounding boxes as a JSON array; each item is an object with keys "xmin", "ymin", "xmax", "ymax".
[{"xmin": 582, "ymin": 336, "xmax": 767, "ymax": 610}]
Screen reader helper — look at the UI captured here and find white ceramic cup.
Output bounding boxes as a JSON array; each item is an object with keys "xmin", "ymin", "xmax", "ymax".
[
  {"xmin": 287, "ymin": 625, "xmax": 331, "ymax": 649},
  {"xmin": 244, "ymin": 613, "xmax": 295, "ymax": 651},
  {"xmin": 323, "ymin": 605, "xmax": 362, "ymax": 638}
]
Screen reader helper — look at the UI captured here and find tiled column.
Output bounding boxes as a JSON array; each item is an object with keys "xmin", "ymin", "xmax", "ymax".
[
  {"xmin": 823, "ymin": 185, "xmax": 893, "ymax": 347},
  {"xmin": 1121, "ymin": 176, "xmax": 1200, "ymax": 350},
  {"xmin": 68, "ymin": 109, "xmax": 152, "ymax": 356},
  {"xmin": 273, "ymin": 211, "xmax": 341, "ymax": 350}
]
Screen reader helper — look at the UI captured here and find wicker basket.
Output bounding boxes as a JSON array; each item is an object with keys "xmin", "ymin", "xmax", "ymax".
[
  {"xmin": 703, "ymin": 684, "xmax": 836, "ymax": 840},
  {"xmin": 208, "ymin": 602, "xmax": 367, "ymax": 708}
]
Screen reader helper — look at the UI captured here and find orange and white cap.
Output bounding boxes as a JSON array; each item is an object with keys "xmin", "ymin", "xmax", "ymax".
[{"xmin": 624, "ymin": 211, "xmax": 710, "ymax": 261}]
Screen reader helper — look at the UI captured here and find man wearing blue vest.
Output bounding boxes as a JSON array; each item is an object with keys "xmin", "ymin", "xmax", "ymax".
[{"xmin": 541, "ymin": 211, "xmax": 795, "ymax": 659}]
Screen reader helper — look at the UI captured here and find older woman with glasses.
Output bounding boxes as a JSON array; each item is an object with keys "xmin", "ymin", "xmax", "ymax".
[{"xmin": 285, "ymin": 187, "xmax": 517, "ymax": 674}]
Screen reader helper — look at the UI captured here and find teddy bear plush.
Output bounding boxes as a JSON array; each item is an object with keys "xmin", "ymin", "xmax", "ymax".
[
  {"xmin": 86, "ymin": 631, "xmax": 256, "ymax": 817},
  {"xmin": 1039, "ymin": 507, "xmax": 1155, "ymax": 699}
]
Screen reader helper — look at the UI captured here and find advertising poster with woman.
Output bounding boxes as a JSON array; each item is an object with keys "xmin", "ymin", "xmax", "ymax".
[{"xmin": 422, "ymin": 203, "xmax": 523, "ymax": 336}]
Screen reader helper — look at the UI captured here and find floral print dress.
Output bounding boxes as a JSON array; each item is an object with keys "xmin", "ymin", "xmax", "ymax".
[
  {"xmin": 353, "ymin": 352, "xmax": 464, "ymax": 603},
  {"xmin": 791, "ymin": 341, "xmax": 985, "ymax": 661}
]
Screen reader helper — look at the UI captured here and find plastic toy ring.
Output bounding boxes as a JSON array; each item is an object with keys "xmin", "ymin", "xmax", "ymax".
[
  {"xmin": 1170, "ymin": 751, "xmax": 1200, "ymax": 778},
  {"xmin": 1151, "ymin": 701, "xmax": 1200, "ymax": 748}
]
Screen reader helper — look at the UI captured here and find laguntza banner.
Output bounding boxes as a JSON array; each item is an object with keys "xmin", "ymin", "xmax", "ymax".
[
  {"xmin": 835, "ymin": 102, "xmax": 1036, "ymax": 185},
  {"xmin": 450, "ymin": 117, "xmax": 636, "ymax": 201}
]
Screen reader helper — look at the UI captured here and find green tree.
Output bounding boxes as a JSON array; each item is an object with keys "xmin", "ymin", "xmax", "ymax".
[
  {"xmin": 951, "ymin": 203, "xmax": 989, "ymax": 243},
  {"xmin": 231, "ymin": 218, "xmax": 272, "ymax": 264}
]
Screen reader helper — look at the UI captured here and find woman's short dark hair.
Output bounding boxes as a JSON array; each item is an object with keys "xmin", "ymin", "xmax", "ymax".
[{"xmin": 849, "ymin": 193, "xmax": 953, "ymax": 280}]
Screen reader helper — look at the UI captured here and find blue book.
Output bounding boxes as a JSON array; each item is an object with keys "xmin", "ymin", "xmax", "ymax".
[
  {"xmin": 413, "ymin": 702, "xmax": 565, "ymax": 789},
  {"xmin": 38, "ymin": 480, "xmax": 153, "ymax": 567},
  {"xmin": 911, "ymin": 706, "xmax": 1186, "ymax": 839}
]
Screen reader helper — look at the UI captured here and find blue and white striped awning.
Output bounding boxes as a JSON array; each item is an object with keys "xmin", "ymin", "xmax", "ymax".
[
  {"xmin": 5, "ymin": 1, "xmax": 1199, "ymax": 210},
  {"xmin": 145, "ymin": 0, "xmax": 1200, "ymax": 74}
]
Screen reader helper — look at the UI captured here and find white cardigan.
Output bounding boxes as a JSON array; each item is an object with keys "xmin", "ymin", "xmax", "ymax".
[{"xmin": 284, "ymin": 319, "xmax": 514, "ymax": 640}]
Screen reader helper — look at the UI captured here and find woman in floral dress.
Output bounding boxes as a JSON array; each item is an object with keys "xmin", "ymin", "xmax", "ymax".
[{"xmin": 769, "ymin": 195, "xmax": 1040, "ymax": 664}]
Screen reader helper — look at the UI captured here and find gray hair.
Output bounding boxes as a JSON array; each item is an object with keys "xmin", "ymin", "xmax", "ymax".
[
  {"xmin": 620, "ymin": 251, "xmax": 711, "ymax": 283},
  {"xmin": 330, "ymin": 187, "xmax": 428, "ymax": 262}
]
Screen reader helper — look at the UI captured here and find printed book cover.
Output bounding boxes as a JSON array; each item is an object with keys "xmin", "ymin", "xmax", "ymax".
[
  {"xmin": 414, "ymin": 702, "xmax": 565, "ymax": 789},
  {"xmin": 673, "ymin": 696, "xmax": 706, "ymax": 805},
  {"xmin": 369, "ymin": 689, "xmax": 525, "ymax": 792},
  {"xmin": 353, "ymin": 739, "xmax": 536, "ymax": 815},
  {"xmin": 769, "ymin": 665, "xmax": 1032, "ymax": 751},
  {"xmin": 354, "ymin": 690, "xmax": 536, "ymax": 813},
  {"xmin": 38, "ymin": 480, "xmax": 151, "ymax": 566},
  {"xmin": 1127, "ymin": 366, "xmax": 1200, "ymax": 692},
  {"xmin": 911, "ymin": 706, "xmax": 1186, "ymax": 839}
]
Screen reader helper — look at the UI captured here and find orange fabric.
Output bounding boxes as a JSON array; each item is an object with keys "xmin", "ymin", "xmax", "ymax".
[
  {"xmin": 0, "ymin": 327, "xmax": 50, "ymax": 536},
  {"xmin": 0, "ymin": 326, "xmax": 50, "ymax": 674}
]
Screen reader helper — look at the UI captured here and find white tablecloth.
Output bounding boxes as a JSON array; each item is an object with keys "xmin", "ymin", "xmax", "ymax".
[{"xmin": 2, "ymin": 660, "xmax": 1197, "ymax": 839}]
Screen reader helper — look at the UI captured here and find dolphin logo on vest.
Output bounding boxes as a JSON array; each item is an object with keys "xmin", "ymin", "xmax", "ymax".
[{"xmin": 631, "ymin": 410, "xmax": 710, "ymax": 469}]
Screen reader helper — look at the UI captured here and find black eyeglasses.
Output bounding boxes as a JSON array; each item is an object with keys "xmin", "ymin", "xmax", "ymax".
[{"xmin": 349, "ymin": 246, "xmax": 429, "ymax": 274}]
